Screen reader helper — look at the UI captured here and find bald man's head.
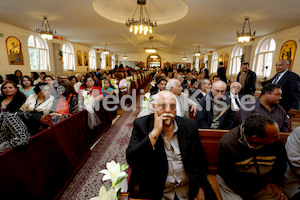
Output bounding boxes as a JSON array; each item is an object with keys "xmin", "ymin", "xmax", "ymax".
[{"xmin": 211, "ymin": 81, "xmax": 227, "ymax": 98}]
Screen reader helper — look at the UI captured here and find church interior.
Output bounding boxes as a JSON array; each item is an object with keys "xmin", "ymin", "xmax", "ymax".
[{"xmin": 0, "ymin": 0, "xmax": 300, "ymax": 199}]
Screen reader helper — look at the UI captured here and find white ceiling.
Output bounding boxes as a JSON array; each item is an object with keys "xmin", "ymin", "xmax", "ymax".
[{"xmin": 1, "ymin": 0, "xmax": 300, "ymax": 55}]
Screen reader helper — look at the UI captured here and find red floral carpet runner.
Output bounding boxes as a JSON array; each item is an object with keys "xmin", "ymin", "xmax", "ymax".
[{"xmin": 60, "ymin": 86, "xmax": 150, "ymax": 199}]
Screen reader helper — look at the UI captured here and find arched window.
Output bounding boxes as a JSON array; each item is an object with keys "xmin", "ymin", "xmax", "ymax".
[
  {"xmin": 28, "ymin": 35, "xmax": 50, "ymax": 71},
  {"xmin": 111, "ymin": 55, "xmax": 115, "ymax": 69},
  {"xmin": 195, "ymin": 57, "xmax": 199, "ymax": 71},
  {"xmin": 211, "ymin": 52, "xmax": 218, "ymax": 73},
  {"xmin": 101, "ymin": 52, "xmax": 106, "ymax": 69},
  {"xmin": 204, "ymin": 54, "xmax": 208, "ymax": 68},
  {"xmin": 62, "ymin": 43, "xmax": 75, "ymax": 70},
  {"xmin": 229, "ymin": 45, "xmax": 243, "ymax": 75},
  {"xmin": 89, "ymin": 49, "xmax": 96, "ymax": 70},
  {"xmin": 253, "ymin": 37, "xmax": 276, "ymax": 77}
]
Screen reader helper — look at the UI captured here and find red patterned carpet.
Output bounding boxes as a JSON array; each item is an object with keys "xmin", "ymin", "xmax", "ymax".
[{"xmin": 60, "ymin": 86, "xmax": 150, "ymax": 199}]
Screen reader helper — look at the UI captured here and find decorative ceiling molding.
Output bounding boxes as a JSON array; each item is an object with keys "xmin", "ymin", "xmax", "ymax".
[{"xmin": 93, "ymin": 0, "xmax": 188, "ymax": 25}]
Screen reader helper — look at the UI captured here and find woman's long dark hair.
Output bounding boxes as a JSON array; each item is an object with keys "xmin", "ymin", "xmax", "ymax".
[
  {"xmin": 0, "ymin": 81, "xmax": 26, "ymax": 112},
  {"xmin": 82, "ymin": 74, "xmax": 95, "ymax": 87},
  {"xmin": 58, "ymin": 79, "xmax": 77, "ymax": 97}
]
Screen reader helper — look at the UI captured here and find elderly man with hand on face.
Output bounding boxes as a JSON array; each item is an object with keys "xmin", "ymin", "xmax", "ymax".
[{"xmin": 126, "ymin": 91, "xmax": 217, "ymax": 200}]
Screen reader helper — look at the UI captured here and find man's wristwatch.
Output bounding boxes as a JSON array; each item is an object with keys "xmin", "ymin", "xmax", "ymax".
[{"xmin": 149, "ymin": 132, "xmax": 158, "ymax": 140}]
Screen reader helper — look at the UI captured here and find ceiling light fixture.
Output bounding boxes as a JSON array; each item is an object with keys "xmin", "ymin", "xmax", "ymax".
[
  {"xmin": 145, "ymin": 36, "xmax": 157, "ymax": 53},
  {"xmin": 125, "ymin": 0, "xmax": 157, "ymax": 35},
  {"xmin": 103, "ymin": 44, "xmax": 110, "ymax": 54},
  {"xmin": 195, "ymin": 45, "xmax": 201, "ymax": 56},
  {"xmin": 36, "ymin": 17, "xmax": 56, "ymax": 40},
  {"xmin": 182, "ymin": 53, "xmax": 187, "ymax": 61},
  {"xmin": 123, "ymin": 52, "xmax": 128, "ymax": 59},
  {"xmin": 236, "ymin": 17, "xmax": 256, "ymax": 43}
]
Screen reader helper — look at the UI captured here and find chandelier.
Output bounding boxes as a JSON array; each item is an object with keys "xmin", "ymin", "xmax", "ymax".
[
  {"xmin": 195, "ymin": 45, "xmax": 201, "ymax": 56},
  {"xmin": 103, "ymin": 44, "xmax": 110, "ymax": 54},
  {"xmin": 36, "ymin": 17, "xmax": 56, "ymax": 40},
  {"xmin": 122, "ymin": 52, "xmax": 128, "ymax": 59},
  {"xmin": 145, "ymin": 36, "xmax": 157, "ymax": 53},
  {"xmin": 125, "ymin": 0, "xmax": 157, "ymax": 35},
  {"xmin": 182, "ymin": 53, "xmax": 187, "ymax": 61},
  {"xmin": 236, "ymin": 17, "xmax": 256, "ymax": 43}
]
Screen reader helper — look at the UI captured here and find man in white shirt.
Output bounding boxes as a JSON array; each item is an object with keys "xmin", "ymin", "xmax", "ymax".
[{"xmin": 226, "ymin": 82, "xmax": 242, "ymax": 111}]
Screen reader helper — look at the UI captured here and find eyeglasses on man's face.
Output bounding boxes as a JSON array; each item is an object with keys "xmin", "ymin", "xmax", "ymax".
[{"xmin": 155, "ymin": 104, "xmax": 176, "ymax": 111}]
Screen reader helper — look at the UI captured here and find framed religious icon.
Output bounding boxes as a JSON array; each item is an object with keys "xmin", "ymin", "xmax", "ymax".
[
  {"xmin": 279, "ymin": 40, "xmax": 297, "ymax": 70},
  {"xmin": 6, "ymin": 36, "xmax": 24, "ymax": 65},
  {"xmin": 218, "ymin": 55, "xmax": 223, "ymax": 63},
  {"xmin": 84, "ymin": 52, "xmax": 88, "ymax": 66},
  {"xmin": 77, "ymin": 50, "xmax": 82, "ymax": 66},
  {"xmin": 224, "ymin": 53, "xmax": 229, "ymax": 69}
]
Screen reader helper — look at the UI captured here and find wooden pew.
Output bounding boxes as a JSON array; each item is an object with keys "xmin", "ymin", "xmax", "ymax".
[{"xmin": 0, "ymin": 104, "xmax": 116, "ymax": 199}]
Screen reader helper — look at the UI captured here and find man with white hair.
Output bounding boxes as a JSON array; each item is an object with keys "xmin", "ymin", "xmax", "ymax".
[
  {"xmin": 166, "ymin": 79, "xmax": 198, "ymax": 118},
  {"xmin": 127, "ymin": 91, "xmax": 217, "ymax": 200},
  {"xmin": 197, "ymin": 80, "xmax": 236, "ymax": 129},
  {"xmin": 74, "ymin": 73, "xmax": 82, "ymax": 92},
  {"xmin": 175, "ymin": 74, "xmax": 187, "ymax": 90},
  {"xmin": 226, "ymin": 81, "xmax": 243, "ymax": 111}
]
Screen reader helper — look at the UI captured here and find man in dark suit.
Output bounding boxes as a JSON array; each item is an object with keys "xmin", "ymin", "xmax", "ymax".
[
  {"xmin": 261, "ymin": 59, "xmax": 300, "ymax": 116},
  {"xmin": 196, "ymin": 81, "xmax": 236, "ymax": 130},
  {"xmin": 200, "ymin": 63, "xmax": 210, "ymax": 79},
  {"xmin": 217, "ymin": 62, "xmax": 227, "ymax": 83},
  {"xmin": 237, "ymin": 62, "xmax": 257, "ymax": 95},
  {"xmin": 126, "ymin": 91, "xmax": 217, "ymax": 200}
]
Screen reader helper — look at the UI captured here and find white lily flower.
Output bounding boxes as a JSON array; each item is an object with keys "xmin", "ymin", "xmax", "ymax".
[
  {"xmin": 99, "ymin": 161, "xmax": 127, "ymax": 188},
  {"xmin": 144, "ymin": 92, "xmax": 151, "ymax": 100},
  {"xmin": 81, "ymin": 90, "xmax": 87, "ymax": 97},
  {"xmin": 92, "ymin": 160, "xmax": 128, "ymax": 200},
  {"xmin": 142, "ymin": 100, "xmax": 149, "ymax": 109},
  {"xmin": 90, "ymin": 186, "xmax": 118, "ymax": 200},
  {"xmin": 151, "ymin": 81, "xmax": 155, "ymax": 87}
]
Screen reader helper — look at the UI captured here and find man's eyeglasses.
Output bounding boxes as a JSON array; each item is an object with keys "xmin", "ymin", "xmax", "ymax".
[{"xmin": 155, "ymin": 104, "xmax": 176, "ymax": 111}]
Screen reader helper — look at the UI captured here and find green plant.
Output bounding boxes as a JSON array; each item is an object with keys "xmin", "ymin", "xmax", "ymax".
[
  {"xmin": 240, "ymin": 54, "xmax": 245, "ymax": 63},
  {"xmin": 59, "ymin": 50, "xmax": 63, "ymax": 60}
]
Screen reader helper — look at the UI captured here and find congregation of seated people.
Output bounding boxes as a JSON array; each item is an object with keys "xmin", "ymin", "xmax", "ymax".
[
  {"xmin": 134, "ymin": 59, "xmax": 299, "ymax": 199},
  {"xmin": 1, "ymin": 59, "xmax": 299, "ymax": 199},
  {"xmin": 0, "ymin": 65, "xmax": 148, "ymax": 153}
]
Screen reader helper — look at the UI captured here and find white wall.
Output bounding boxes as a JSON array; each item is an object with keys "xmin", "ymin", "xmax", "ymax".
[{"xmin": 0, "ymin": 21, "xmax": 98, "ymax": 78}]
